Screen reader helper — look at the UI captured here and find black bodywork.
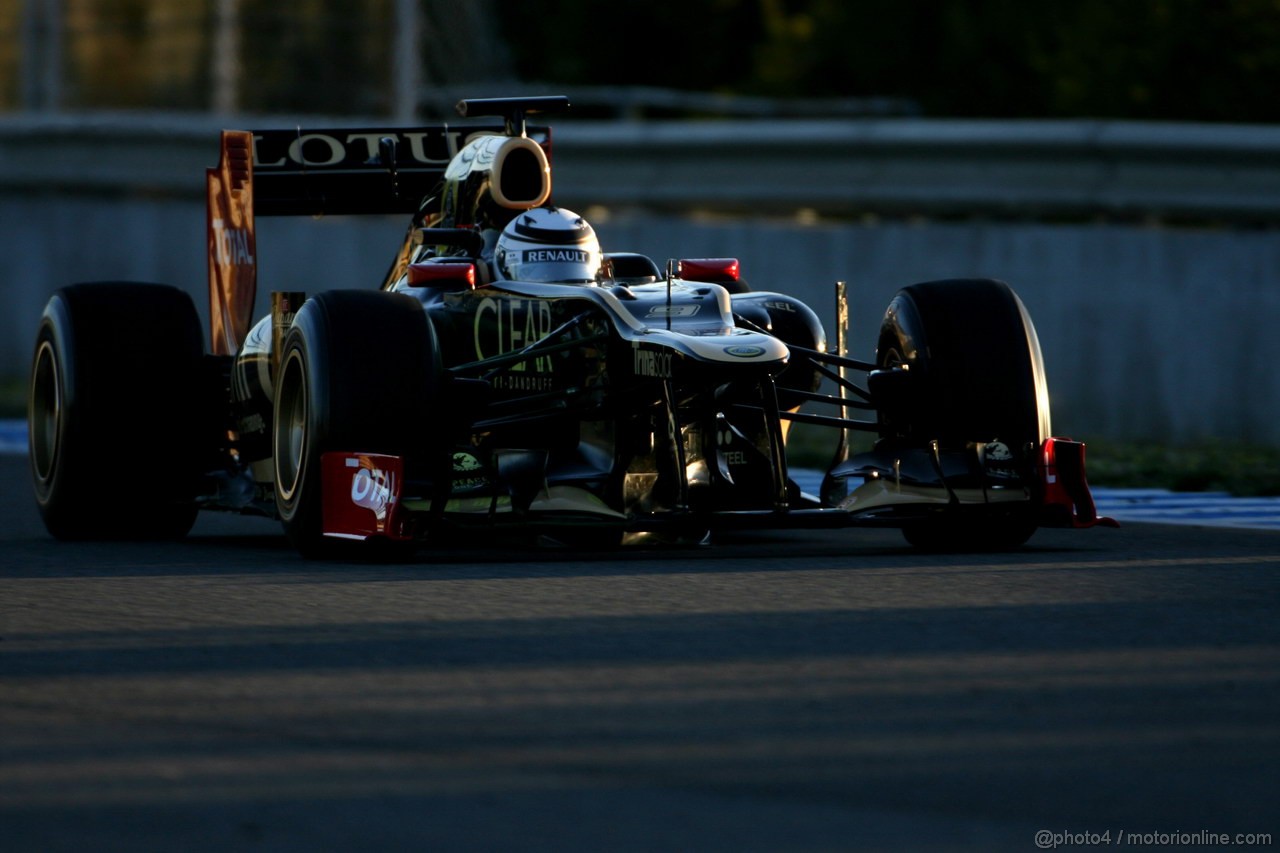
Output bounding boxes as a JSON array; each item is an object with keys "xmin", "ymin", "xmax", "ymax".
[{"xmin": 27, "ymin": 96, "xmax": 1115, "ymax": 555}]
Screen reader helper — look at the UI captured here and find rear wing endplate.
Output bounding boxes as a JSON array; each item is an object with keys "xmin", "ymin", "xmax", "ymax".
[{"xmin": 207, "ymin": 131, "xmax": 255, "ymax": 356}]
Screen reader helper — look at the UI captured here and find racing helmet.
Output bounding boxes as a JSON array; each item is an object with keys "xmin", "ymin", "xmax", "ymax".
[{"xmin": 495, "ymin": 207, "xmax": 602, "ymax": 283}]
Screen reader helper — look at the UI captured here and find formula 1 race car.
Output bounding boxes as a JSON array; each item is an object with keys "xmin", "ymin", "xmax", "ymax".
[{"xmin": 28, "ymin": 95, "xmax": 1115, "ymax": 557}]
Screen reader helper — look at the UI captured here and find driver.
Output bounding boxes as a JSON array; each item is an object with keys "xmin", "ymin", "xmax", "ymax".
[{"xmin": 494, "ymin": 206, "xmax": 602, "ymax": 284}]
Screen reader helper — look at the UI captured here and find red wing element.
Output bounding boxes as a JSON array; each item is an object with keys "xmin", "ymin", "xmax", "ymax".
[
  {"xmin": 321, "ymin": 453, "xmax": 411, "ymax": 541},
  {"xmin": 207, "ymin": 130, "xmax": 258, "ymax": 356},
  {"xmin": 1039, "ymin": 438, "xmax": 1120, "ymax": 528}
]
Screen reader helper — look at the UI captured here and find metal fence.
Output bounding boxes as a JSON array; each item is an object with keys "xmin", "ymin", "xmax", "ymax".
[{"xmin": 5, "ymin": 113, "xmax": 1280, "ymax": 221}]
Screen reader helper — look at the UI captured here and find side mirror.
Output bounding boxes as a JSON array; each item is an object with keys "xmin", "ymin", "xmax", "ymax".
[
  {"xmin": 408, "ymin": 262, "xmax": 476, "ymax": 290},
  {"xmin": 678, "ymin": 258, "xmax": 739, "ymax": 284}
]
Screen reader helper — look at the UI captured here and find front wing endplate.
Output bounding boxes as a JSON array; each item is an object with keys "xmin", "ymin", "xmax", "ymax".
[{"xmin": 321, "ymin": 452, "xmax": 411, "ymax": 541}]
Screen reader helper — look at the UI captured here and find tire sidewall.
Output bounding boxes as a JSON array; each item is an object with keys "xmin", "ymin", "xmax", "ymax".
[
  {"xmin": 30, "ymin": 297, "xmax": 79, "ymax": 518},
  {"xmin": 273, "ymin": 308, "xmax": 330, "ymax": 550}
]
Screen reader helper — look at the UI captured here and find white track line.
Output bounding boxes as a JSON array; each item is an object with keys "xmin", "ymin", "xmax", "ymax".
[{"xmin": 792, "ymin": 471, "xmax": 1280, "ymax": 531}]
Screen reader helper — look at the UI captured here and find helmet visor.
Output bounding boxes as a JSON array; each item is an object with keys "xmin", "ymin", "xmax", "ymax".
[{"xmin": 505, "ymin": 247, "xmax": 600, "ymax": 283}]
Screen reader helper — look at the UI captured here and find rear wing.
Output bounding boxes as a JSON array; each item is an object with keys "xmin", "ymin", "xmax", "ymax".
[
  {"xmin": 206, "ymin": 123, "xmax": 548, "ymax": 354},
  {"xmin": 236, "ymin": 124, "xmax": 519, "ymax": 218}
]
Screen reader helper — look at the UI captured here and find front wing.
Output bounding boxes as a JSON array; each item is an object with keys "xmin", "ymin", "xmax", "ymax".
[{"xmin": 317, "ymin": 437, "xmax": 1115, "ymax": 543}]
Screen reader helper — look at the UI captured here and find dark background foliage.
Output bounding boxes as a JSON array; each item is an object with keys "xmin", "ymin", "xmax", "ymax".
[
  {"xmin": 497, "ymin": 0, "xmax": 1280, "ymax": 121},
  {"xmin": 5, "ymin": 0, "xmax": 1278, "ymax": 120}
]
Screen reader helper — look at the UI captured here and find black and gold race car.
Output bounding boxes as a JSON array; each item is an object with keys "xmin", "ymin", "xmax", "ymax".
[{"xmin": 28, "ymin": 96, "xmax": 1114, "ymax": 557}]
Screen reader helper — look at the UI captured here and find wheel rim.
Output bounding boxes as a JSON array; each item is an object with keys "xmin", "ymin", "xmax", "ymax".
[
  {"xmin": 30, "ymin": 340, "xmax": 61, "ymax": 483},
  {"xmin": 274, "ymin": 349, "xmax": 308, "ymax": 503}
]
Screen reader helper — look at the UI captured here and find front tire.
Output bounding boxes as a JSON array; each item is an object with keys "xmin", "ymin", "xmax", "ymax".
[
  {"xmin": 29, "ymin": 283, "xmax": 209, "ymax": 539},
  {"xmin": 272, "ymin": 290, "xmax": 441, "ymax": 558},
  {"xmin": 877, "ymin": 279, "xmax": 1050, "ymax": 551}
]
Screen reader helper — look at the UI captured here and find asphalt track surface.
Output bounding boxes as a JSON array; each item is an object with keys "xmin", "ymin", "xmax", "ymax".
[{"xmin": 2, "ymin": 455, "xmax": 1278, "ymax": 852}]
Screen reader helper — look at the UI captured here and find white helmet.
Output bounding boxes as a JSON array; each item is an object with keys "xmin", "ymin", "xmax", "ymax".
[{"xmin": 495, "ymin": 207, "xmax": 601, "ymax": 283}]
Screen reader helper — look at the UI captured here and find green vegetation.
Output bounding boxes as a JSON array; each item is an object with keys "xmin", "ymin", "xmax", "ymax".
[
  {"xmin": 1082, "ymin": 439, "xmax": 1280, "ymax": 497},
  {"xmin": 6, "ymin": 1, "xmax": 1280, "ymax": 121},
  {"xmin": 500, "ymin": 0, "xmax": 1280, "ymax": 123},
  {"xmin": 0, "ymin": 376, "xmax": 24, "ymax": 419}
]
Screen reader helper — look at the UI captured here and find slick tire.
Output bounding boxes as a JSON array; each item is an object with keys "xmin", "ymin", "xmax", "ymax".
[
  {"xmin": 29, "ymin": 282, "xmax": 209, "ymax": 539},
  {"xmin": 876, "ymin": 278, "xmax": 1050, "ymax": 551},
  {"xmin": 272, "ymin": 290, "xmax": 440, "ymax": 559}
]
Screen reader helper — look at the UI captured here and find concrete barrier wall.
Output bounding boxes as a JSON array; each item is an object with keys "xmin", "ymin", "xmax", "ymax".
[
  {"xmin": 596, "ymin": 216, "xmax": 1280, "ymax": 445},
  {"xmin": 3, "ymin": 115, "xmax": 1279, "ymax": 444}
]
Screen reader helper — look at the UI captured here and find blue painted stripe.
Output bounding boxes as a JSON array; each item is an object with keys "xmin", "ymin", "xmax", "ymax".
[
  {"xmin": 793, "ymin": 467, "xmax": 1280, "ymax": 531},
  {"xmin": 0, "ymin": 418, "xmax": 25, "ymax": 455},
  {"xmin": 2, "ymin": 422, "xmax": 1277, "ymax": 530}
]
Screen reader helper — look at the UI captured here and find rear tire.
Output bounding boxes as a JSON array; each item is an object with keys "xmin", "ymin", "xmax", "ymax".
[
  {"xmin": 29, "ymin": 283, "xmax": 208, "ymax": 540},
  {"xmin": 272, "ymin": 290, "xmax": 441, "ymax": 558},
  {"xmin": 877, "ymin": 279, "xmax": 1049, "ymax": 551}
]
